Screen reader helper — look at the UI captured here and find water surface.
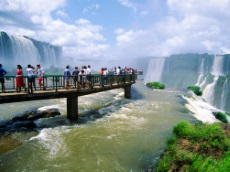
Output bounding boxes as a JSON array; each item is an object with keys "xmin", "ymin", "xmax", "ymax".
[{"xmin": 0, "ymin": 81, "xmax": 194, "ymax": 171}]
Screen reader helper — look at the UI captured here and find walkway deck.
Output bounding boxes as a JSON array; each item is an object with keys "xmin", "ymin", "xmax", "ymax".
[{"xmin": 0, "ymin": 74, "xmax": 136, "ymax": 119}]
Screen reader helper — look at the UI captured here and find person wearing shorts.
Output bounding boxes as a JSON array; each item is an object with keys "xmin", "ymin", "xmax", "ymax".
[{"xmin": 36, "ymin": 64, "xmax": 44, "ymax": 90}]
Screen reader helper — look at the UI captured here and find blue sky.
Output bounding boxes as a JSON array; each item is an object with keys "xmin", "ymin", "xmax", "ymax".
[{"xmin": 1, "ymin": 0, "xmax": 230, "ymax": 65}]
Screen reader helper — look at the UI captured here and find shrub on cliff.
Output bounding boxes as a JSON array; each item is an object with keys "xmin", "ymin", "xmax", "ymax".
[
  {"xmin": 156, "ymin": 121, "xmax": 230, "ymax": 172},
  {"xmin": 146, "ymin": 82, "xmax": 165, "ymax": 89},
  {"xmin": 213, "ymin": 112, "xmax": 228, "ymax": 123},
  {"xmin": 187, "ymin": 86, "xmax": 202, "ymax": 96}
]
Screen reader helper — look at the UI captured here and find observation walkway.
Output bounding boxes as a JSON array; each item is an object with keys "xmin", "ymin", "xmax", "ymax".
[{"xmin": 0, "ymin": 74, "xmax": 136, "ymax": 120}]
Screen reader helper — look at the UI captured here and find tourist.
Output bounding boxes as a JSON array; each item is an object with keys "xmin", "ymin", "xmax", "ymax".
[
  {"xmin": 72, "ymin": 66, "xmax": 79, "ymax": 88},
  {"xmin": 16, "ymin": 65, "xmax": 25, "ymax": 92},
  {"xmin": 86, "ymin": 65, "xmax": 91, "ymax": 75},
  {"xmin": 36, "ymin": 64, "xmax": 45, "ymax": 90},
  {"xmin": 64, "ymin": 65, "xmax": 71, "ymax": 89},
  {"xmin": 103, "ymin": 67, "xmax": 108, "ymax": 84},
  {"xmin": 86, "ymin": 65, "xmax": 92, "ymax": 88},
  {"xmin": 78, "ymin": 69, "xmax": 85, "ymax": 88},
  {"xmin": 116, "ymin": 66, "xmax": 121, "ymax": 75},
  {"xmin": 26, "ymin": 64, "xmax": 35, "ymax": 92},
  {"xmin": 0, "ymin": 64, "xmax": 7, "ymax": 92},
  {"xmin": 99, "ymin": 67, "xmax": 104, "ymax": 86},
  {"xmin": 114, "ymin": 67, "xmax": 117, "ymax": 75}
]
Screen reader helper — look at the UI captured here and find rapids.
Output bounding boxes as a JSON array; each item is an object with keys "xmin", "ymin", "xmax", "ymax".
[{"xmin": 0, "ymin": 81, "xmax": 196, "ymax": 171}]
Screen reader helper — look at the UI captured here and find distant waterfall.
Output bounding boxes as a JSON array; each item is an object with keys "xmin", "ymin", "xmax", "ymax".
[
  {"xmin": 202, "ymin": 55, "xmax": 224, "ymax": 105},
  {"xmin": 196, "ymin": 58, "xmax": 204, "ymax": 86},
  {"xmin": 202, "ymin": 76, "xmax": 218, "ymax": 105},
  {"xmin": 0, "ymin": 31, "xmax": 62, "ymax": 68},
  {"xmin": 144, "ymin": 58, "xmax": 165, "ymax": 82},
  {"xmin": 211, "ymin": 55, "xmax": 224, "ymax": 76},
  {"xmin": 140, "ymin": 54, "xmax": 230, "ymax": 112},
  {"xmin": 220, "ymin": 78, "xmax": 228, "ymax": 110}
]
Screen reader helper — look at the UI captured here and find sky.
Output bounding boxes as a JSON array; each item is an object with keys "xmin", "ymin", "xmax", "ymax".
[{"xmin": 1, "ymin": 0, "xmax": 230, "ymax": 64}]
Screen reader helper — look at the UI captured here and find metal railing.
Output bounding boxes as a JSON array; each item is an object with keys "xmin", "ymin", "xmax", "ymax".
[{"xmin": 0, "ymin": 74, "xmax": 136, "ymax": 94}]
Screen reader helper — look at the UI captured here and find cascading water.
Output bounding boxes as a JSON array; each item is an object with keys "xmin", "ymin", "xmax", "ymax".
[
  {"xmin": 0, "ymin": 31, "xmax": 62, "ymax": 68},
  {"xmin": 196, "ymin": 58, "xmax": 204, "ymax": 86},
  {"xmin": 202, "ymin": 76, "xmax": 219, "ymax": 105},
  {"xmin": 220, "ymin": 78, "xmax": 229, "ymax": 110},
  {"xmin": 144, "ymin": 58, "xmax": 165, "ymax": 82},
  {"xmin": 202, "ymin": 55, "xmax": 224, "ymax": 105},
  {"xmin": 142, "ymin": 54, "xmax": 230, "ymax": 123},
  {"xmin": 211, "ymin": 55, "xmax": 224, "ymax": 76}
]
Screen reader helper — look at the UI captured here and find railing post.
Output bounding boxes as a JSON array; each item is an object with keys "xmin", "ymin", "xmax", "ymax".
[
  {"xmin": 67, "ymin": 95, "xmax": 78, "ymax": 120},
  {"xmin": 55, "ymin": 76, "xmax": 58, "ymax": 92},
  {"xmin": 100, "ymin": 75, "xmax": 104, "ymax": 87}
]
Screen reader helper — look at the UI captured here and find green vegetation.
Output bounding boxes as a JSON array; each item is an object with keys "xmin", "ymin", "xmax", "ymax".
[
  {"xmin": 156, "ymin": 121, "xmax": 230, "ymax": 172},
  {"xmin": 187, "ymin": 86, "xmax": 202, "ymax": 96},
  {"xmin": 214, "ymin": 112, "xmax": 228, "ymax": 123},
  {"xmin": 146, "ymin": 82, "xmax": 165, "ymax": 89}
]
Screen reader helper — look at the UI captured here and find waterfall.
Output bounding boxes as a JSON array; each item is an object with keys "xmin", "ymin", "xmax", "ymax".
[
  {"xmin": 144, "ymin": 58, "xmax": 165, "ymax": 82},
  {"xmin": 202, "ymin": 76, "xmax": 218, "ymax": 104},
  {"xmin": 0, "ymin": 31, "xmax": 62, "ymax": 68},
  {"xmin": 220, "ymin": 78, "xmax": 228, "ymax": 110},
  {"xmin": 196, "ymin": 58, "xmax": 204, "ymax": 86},
  {"xmin": 211, "ymin": 55, "xmax": 224, "ymax": 76},
  {"xmin": 10, "ymin": 35, "xmax": 41, "ymax": 64},
  {"xmin": 202, "ymin": 55, "xmax": 224, "ymax": 105}
]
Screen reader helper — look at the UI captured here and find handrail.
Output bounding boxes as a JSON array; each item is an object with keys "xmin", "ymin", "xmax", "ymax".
[{"xmin": 0, "ymin": 74, "xmax": 136, "ymax": 94}]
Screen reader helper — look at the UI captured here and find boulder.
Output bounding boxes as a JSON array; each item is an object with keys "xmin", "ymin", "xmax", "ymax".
[
  {"xmin": 2, "ymin": 108, "xmax": 62, "ymax": 131},
  {"xmin": 12, "ymin": 108, "xmax": 61, "ymax": 121}
]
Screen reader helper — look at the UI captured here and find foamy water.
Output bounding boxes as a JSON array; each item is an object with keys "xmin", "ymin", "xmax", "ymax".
[
  {"xmin": 182, "ymin": 91, "xmax": 228, "ymax": 124},
  {"xmin": 0, "ymin": 81, "xmax": 195, "ymax": 171}
]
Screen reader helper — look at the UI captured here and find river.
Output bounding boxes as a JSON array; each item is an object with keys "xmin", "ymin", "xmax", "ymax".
[{"xmin": 0, "ymin": 80, "xmax": 194, "ymax": 172}]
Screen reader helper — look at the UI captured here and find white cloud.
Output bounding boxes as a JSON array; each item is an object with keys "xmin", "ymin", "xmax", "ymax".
[
  {"xmin": 1, "ymin": 0, "xmax": 230, "ymax": 67},
  {"xmin": 56, "ymin": 10, "xmax": 68, "ymax": 18},
  {"xmin": 83, "ymin": 3, "xmax": 100, "ymax": 15},
  {"xmin": 114, "ymin": 0, "xmax": 230, "ymax": 59},
  {"xmin": 0, "ymin": 0, "xmax": 109, "ymax": 62},
  {"xmin": 0, "ymin": 0, "xmax": 66, "ymax": 14},
  {"xmin": 118, "ymin": 0, "xmax": 136, "ymax": 10}
]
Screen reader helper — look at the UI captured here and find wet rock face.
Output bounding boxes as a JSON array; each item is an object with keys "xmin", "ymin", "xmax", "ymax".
[
  {"xmin": 0, "ymin": 108, "xmax": 61, "ymax": 132},
  {"xmin": 12, "ymin": 108, "xmax": 61, "ymax": 121}
]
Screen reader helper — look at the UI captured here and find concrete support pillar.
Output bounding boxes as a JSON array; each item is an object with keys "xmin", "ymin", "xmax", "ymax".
[
  {"xmin": 67, "ymin": 95, "xmax": 78, "ymax": 120},
  {"xmin": 124, "ymin": 85, "xmax": 131, "ymax": 98}
]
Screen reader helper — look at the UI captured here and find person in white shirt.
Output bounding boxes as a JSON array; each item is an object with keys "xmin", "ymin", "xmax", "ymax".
[
  {"xmin": 86, "ymin": 65, "xmax": 92, "ymax": 88},
  {"xmin": 103, "ymin": 67, "xmax": 108, "ymax": 84},
  {"xmin": 36, "ymin": 64, "xmax": 45, "ymax": 90},
  {"xmin": 26, "ymin": 64, "xmax": 35, "ymax": 92},
  {"xmin": 116, "ymin": 66, "xmax": 121, "ymax": 75}
]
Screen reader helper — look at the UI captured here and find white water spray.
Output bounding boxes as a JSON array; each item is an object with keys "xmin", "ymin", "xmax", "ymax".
[
  {"xmin": 196, "ymin": 58, "xmax": 204, "ymax": 86},
  {"xmin": 144, "ymin": 58, "xmax": 165, "ymax": 82},
  {"xmin": 202, "ymin": 55, "xmax": 224, "ymax": 105},
  {"xmin": 220, "ymin": 78, "xmax": 228, "ymax": 110},
  {"xmin": 0, "ymin": 32, "xmax": 62, "ymax": 68}
]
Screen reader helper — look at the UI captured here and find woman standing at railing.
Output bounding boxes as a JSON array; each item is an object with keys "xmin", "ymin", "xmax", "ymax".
[{"xmin": 16, "ymin": 65, "xmax": 25, "ymax": 92}]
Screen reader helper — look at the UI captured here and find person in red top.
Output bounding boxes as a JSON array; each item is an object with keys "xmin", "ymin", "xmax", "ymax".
[{"xmin": 16, "ymin": 65, "xmax": 25, "ymax": 92}]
